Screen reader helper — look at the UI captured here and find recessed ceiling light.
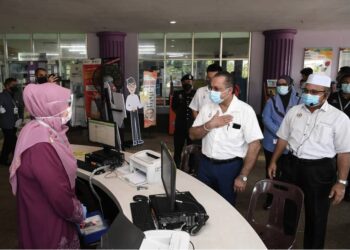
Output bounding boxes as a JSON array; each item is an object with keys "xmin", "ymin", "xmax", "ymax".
[
  {"xmin": 171, "ymin": 45, "xmax": 175, "ymax": 48},
  {"xmin": 170, "ymin": 20, "xmax": 176, "ymax": 24}
]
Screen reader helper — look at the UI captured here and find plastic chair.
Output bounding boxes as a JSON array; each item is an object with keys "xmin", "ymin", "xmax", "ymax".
[
  {"xmin": 179, "ymin": 144, "xmax": 201, "ymax": 175},
  {"xmin": 247, "ymin": 179, "xmax": 304, "ymax": 249}
]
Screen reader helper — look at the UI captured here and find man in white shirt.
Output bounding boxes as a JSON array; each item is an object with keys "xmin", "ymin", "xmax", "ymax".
[
  {"xmin": 189, "ymin": 71, "xmax": 263, "ymax": 206},
  {"xmin": 189, "ymin": 64, "xmax": 222, "ymax": 118},
  {"xmin": 268, "ymin": 74, "xmax": 350, "ymax": 249}
]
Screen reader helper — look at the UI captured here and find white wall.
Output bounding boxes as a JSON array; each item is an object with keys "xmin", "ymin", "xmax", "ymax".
[
  {"xmin": 248, "ymin": 32, "xmax": 265, "ymax": 113},
  {"xmin": 124, "ymin": 33, "xmax": 138, "ymax": 80},
  {"xmin": 247, "ymin": 29, "xmax": 350, "ymax": 113},
  {"xmin": 291, "ymin": 30, "xmax": 350, "ymax": 82},
  {"xmin": 86, "ymin": 33, "xmax": 99, "ymax": 58}
]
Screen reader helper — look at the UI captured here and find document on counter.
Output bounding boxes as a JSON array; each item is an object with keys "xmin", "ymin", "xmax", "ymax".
[{"xmin": 121, "ymin": 171, "xmax": 147, "ymax": 185}]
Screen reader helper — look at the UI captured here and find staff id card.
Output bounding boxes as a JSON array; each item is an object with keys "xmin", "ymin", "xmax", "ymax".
[{"xmin": 14, "ymin": 107, "xmax": 18, "ymax": 115}]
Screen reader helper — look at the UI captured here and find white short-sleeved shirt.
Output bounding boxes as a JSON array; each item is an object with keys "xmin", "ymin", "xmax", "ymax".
[
  {"xmin": 189, "ymin": 86, "xmax": 212, "ymax": 112},
  {"xmin": 277, "ymin": 101, "xmax": 350, "ymax": 159},
  {"xmin": 192, "ymin": 96, "xmax": 263, "ymax": 159}
]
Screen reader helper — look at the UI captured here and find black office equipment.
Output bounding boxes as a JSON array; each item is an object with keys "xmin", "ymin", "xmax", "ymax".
[
  {"xmin": 150, "ymin": 191, "xmax": 208, "ymax": 232},
  {"xmin": 85, "ymin": 118, "xmax": 124, "ymax": 169},
  {"xmin": 130, "ymin": 142, "xmax": 209, "ymax": 235},
  {"xmin": 130, "ymin": 201, "xmax": 156, "ymax": 231},
  {"xmin": 77, "ymin": 159, "xmax": 105, "ymax": 174}
]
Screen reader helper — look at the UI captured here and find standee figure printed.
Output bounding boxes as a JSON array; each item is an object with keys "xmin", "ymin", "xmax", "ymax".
[{"xmin": 125, "ymin": 77, "xmax": 144, "ymax": 146}]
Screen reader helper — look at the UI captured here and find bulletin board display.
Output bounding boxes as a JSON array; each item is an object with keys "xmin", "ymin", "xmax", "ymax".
[
  {"xmin": 303, "ymin": 48, "xmax": 333, "ymax": 77},
  {"xmin": 338, "ymin": 48, "xmax": 350, "ymax": 70},
  {"xmin": 263, "ymin": 79, "xmax": 277, "ymax": 103}
]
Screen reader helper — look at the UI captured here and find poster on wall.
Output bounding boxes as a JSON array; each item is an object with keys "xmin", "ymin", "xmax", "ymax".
[
  {"xmin": 303, "ymin": 48, "xmax": 333, "ymax": 77},
  {"xmin": 338, "ymin": 48, "xmax": 350, "ymax": 69},
  {"xmin": 70, "ymin": 63, "xmax": 86, "ymax": 127},
  {"xmin": 83, "ymin": 59, "xmax": 102, "ymax": 119},
  {"xmin": 140, "ymin": 71, "xmax": 157, "ymax": 128}
]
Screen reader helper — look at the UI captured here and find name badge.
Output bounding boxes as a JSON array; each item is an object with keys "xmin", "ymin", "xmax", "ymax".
[
  {"xmin": 14, "ymin": 107, "xmax": 18, "ymax": 115},
  {"xmin": 273, "ymin": 139, "xmax": 277, "ymax": 144}
]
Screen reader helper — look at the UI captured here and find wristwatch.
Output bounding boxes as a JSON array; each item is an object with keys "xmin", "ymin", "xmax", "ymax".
[
  {"xmin": 337, "ymin": 179, "xmax": 348, "ymax": 186},
  {"xmin": 239, "ymin": 175, "xmax": 248, "ymax": 182}
]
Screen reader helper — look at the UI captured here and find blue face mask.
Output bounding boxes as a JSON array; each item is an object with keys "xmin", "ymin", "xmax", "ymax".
[
  {"xmin": 209, "ymin": 90, "xmax": 224, "ymax": 104},
  {"xmin": 276, "ymin": 86, "xmax": 289, "ymax": 95},
  {"xmin": 302, "ymin": 93, "xmax": 320, "ymax": 107},
  {"xmin": 341, "ymin": 83, "xmax": 350, "ymax": 93}
]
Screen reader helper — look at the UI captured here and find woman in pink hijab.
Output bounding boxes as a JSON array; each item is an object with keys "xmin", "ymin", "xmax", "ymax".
[{"xmin": 9, "ymin": 83, "xmax": 85, "ymax": 249}]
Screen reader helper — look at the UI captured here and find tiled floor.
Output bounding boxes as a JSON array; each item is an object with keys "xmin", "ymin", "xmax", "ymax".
[{"xmin": 0, "ymin": 128, "xmax": 349, "ymax": 248}]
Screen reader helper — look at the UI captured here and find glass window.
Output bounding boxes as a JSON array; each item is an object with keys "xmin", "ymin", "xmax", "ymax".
[
  {"xmin": 0, "ymin": 34, "xmax": 4, "ymax": 59},
  {"xmin": 0, "ymin": 35, "xmax": 4, "ymax": 86},
  {"xmin": 137, "ymin": 32, "xmax": 251, "ymax": 105},
  {"xmin": 139, "ymin": 60, "xmax": 164, "ymax": 97},
  {"xmin": 222, "ymin": 59, "xmax": 249, "ymax": 102},
  {"xmin": 193, "ymin": 60, "xmax": 219, "ymax": 84},
  {"xmin": 6, "ymin": 34, "xmax": 32, "ymax": 60},
  {"xmin": 194, "ymin": 33, "xmax": 220, "ymax": 59},
  {"xmin": 165, "ymin": 60, "xmax": 192, "ymax": 96},
  {"xmin": 222, "ymin": 32, "xmax": 250, "ymax": 59},
  {"xmin": 33, "ymin": 33, "xmax": 59, "ymax": 60},
  {"xmin": 166, "ymin": 33, "xmax": 192, "ymax": 59},
  {"xmin": 139, "ymin": 33, "xmax": 164, "ymax": 60},
  {"xmin": 60, "ymin": 33, "xmax": 87, "ymax": 59}
]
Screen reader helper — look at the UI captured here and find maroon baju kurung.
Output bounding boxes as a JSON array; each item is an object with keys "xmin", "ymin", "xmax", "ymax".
[{"xmin": 16, "ymin": 142, "xmax": 83, "ymax": 249}]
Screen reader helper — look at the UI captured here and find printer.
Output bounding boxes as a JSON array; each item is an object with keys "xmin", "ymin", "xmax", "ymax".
[{"xmin": 129, "ymin": 150, "xmax": 161, "ymax": 184}]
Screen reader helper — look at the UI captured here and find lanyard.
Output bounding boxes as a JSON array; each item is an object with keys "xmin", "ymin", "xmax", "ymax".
[{"xmin": 337, "ymin": 92, "xmax": 350, "ymax": 111}]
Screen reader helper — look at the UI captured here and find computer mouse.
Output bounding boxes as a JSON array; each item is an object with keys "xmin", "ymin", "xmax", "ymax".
[{"xmin": 133, "ymin": 195, "xmax": 148, "ymax": 202}]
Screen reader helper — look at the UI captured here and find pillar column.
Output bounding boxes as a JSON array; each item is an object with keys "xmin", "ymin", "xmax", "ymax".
[
  {"xmin": 97, "ymin": 32, "xmax": 126, "ymax": 76},
  {"xmin": 262, "ymin": 29, "xmax": 297, "ymax": 81}
]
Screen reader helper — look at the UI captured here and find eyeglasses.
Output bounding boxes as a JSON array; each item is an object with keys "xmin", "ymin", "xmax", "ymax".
[
  {"xmin": 208, "ymin": 86, "xmax": 232, "ymax": 92},
  {"xmin": 302, "ymin": 88, "xmax": 326, "ymax": 95}
]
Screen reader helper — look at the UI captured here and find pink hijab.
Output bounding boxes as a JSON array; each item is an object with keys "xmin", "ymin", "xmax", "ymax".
[{"xmin": 9, "ymin": 83, "xmax": 77, "ymax": 195}]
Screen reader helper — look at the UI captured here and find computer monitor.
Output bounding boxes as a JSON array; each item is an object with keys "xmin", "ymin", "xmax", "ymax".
[
  {"xmin": 88, "ymin": 118, "xmax": 117, "ymax": 151},
  {"xmin": 160, "ymin": 141, "xmax": 177, "ymax": 211}
]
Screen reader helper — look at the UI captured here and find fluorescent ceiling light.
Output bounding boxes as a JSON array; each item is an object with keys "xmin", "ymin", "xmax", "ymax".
[
  {"xmin": 60, "ymin": 45, "xmax": 86, "ymax": 48},
  {"xmin": 170, "ymin": 20, "xmax": 176, "ymax": 24},
  {"xmin": 139, "ymin": 44, "xmax": 155, "ymax": 47},
  {"xmin": 69, "ymin": 48, "xmax": 86, "ymax": 52}
]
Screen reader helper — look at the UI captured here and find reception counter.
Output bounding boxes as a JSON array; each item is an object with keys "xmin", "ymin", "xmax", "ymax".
[{"xmin": 72, "ymin": 144, "xmax": 266, "ymax": 249}]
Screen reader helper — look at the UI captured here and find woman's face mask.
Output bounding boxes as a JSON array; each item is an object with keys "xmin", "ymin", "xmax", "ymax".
[
  {"xmin": 36, "ymin": 76, "xmax": 48, "ymax": 84},
  {"xmin": 61, "ymin": 106, "xmax": 72, "ymax": 124},
  {"xmin": 341, "ymin": 83, "xmax": 350, "ymax": 94},
  {"xmin": 276, "ymin": 86, "xmax": 289, "ymax": 95}
]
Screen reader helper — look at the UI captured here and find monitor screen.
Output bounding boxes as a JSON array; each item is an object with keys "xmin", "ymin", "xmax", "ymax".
[
  {"xmin": 88, "ymin": 118, "xmax": 116, "ymax": 148},
  {"xmin": 161, "ymin": 141, "xmax": 177, "ymax": 211}
]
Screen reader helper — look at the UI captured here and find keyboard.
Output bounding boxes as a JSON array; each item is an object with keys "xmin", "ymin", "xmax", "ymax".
[{"xmin": 130, "ymin": 201, "xmax": 156, "ymax": 231}]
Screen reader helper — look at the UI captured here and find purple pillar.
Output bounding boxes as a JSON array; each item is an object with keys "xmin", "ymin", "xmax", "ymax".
[
  {"xmin": 262, "ymin": 29, "xmax": 297, "ymax": 82},
  {"xmin": 97, "ymin": 32, "xmax": 126, "ymax": 76}
]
